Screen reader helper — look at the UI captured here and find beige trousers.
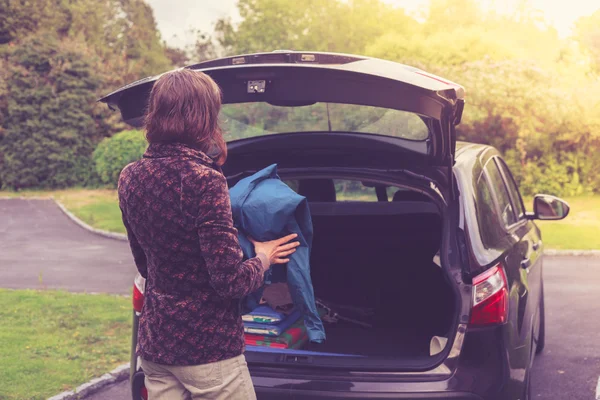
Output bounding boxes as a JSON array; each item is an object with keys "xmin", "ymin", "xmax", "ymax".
[{"xmin": 141, "ymin": 354, "xmax": 257, "ymax": 400}]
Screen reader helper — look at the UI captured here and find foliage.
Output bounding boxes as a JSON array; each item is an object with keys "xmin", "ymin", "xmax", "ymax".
[
  {"xmin": 2, "ymin": 0, "xmax": 600, "ymax": 194},
  {"xmin": 0, "ymin": 0, "xmax": 171, "ymax": 85},
  {"xmin": 93, "ymin": 130, "xmax": 147, "ymax": 187},
  {"xmin": 0, "ymin": 0, "xmax": 173, "ymax": 190},
  {"xmin": 575, "ymin": 9, "xmax": 600, "ymax": 73},
  {"xmin": 214, "ymin": 0, "xmax": 600, "ymax": 196},
  {"xmin": 164, "ymin": 45, "xmax": 190, "ymax": 67},
  {"xmin": 0, "ymin": 289, "xmax": 131, "ymax": 400},
  {"xmin": 216, "ymin": 0, "xmax": 417, "ymax": 55},
  {"xmin": 0, "ymin": 35, "xmax": 105, "ymax": 189}
]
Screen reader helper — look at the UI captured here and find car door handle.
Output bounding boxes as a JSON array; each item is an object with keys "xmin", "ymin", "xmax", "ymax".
[
  {"xmin": 532, "ymin": 241, "xmax": 541, "ymax": 251},
  {"xmin": 521, "ymin": 257, "xmax": 532, "ymax": 269}
]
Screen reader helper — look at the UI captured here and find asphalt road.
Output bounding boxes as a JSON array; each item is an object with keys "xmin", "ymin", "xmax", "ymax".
[
  {"xmin": 0, "ymin": 198, "xmax": 136, "ymax": 294},
  {"xmin": 530, "ymin": 255, "xmax": 600, "ymax": 399},
  {"xmin": 1, "ymin": 199, "xmax": 598, "ymax": 399}
]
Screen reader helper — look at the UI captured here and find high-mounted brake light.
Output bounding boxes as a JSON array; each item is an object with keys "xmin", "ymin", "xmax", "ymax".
[
  {"xmin": 469, "ymin": 264, "xmax": 508, "ymax": 326},
  {"xmin": 133, "ymin": 273, "xmax": 146, "ymax": 315}
]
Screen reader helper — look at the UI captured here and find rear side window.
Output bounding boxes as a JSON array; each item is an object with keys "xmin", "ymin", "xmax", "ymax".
[
  {"xmin": 485, "ymin": 161, "xmax": 518, "ymax": 227},
  {"xmin": 475, "ymin": 172, "xmax": 507, "ymax": 248},
  {"xmin": 495, "ymin": 158, "xmax": 525, "ymax": 219}
]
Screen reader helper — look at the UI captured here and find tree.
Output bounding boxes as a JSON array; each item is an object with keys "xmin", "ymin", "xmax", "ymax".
[
  {"xmin": 0, "ymin": 0, "xmax": 177, "ymax": 189},
  {"xmin": 0, "ymin": 35, "xmax": 106, "ymax": 189},
  {"xmin": 215, "ymin": 0, "xmax": 417, "ymax": 55},
  {"xmin": 0, "ymin": 0, "xmax": 171, "ymax": 86},
  {"xmin": 574, "ymin": 9, "xmax": 600, "ymax": 73},
  {"xmin": 213, "ymin": 0, "xmax": 600, "ymax": 196},
  {"xmin": 164, "ymin": 45, "xmax": 189, "ymax": 67},
  {"xmin": 186, "ymin": 29, "xmax": 219, "ymax": 64}
]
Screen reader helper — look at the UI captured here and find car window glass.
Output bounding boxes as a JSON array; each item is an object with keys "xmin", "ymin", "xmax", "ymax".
[
  {"xmin": 485, "ymin": 161, "xmax": 518, "ymax": 226},
  {"xmin": 282, "ymin": 179, "xmax": 300, "ymax": 193},
  {"xmin": 475, "ymin": 172, "xmax": 507, "ymax": 248},
  {"xmin": 221, "ymin": 103, "xmax": 430, "ymax": 142},
  {"xmin": 387, "ymin": 187, "xmax": 398, "ymax": 199},
  {"xmin": 333, "ymin": 180, "xmax": 377, "ymax": 201},
  {"xmin": 283, "ymin": 179, "xmax": 394, "ymax": 202},
  {"xmin": 495, "ymin": 158, "xmax": 525, "ymax": 219}
]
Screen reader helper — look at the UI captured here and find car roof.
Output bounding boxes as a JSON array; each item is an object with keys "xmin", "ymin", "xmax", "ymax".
[
  {"xmin": 455, "ymin": 141, "xmax": 495, "ymax": 161},
  {"xmin": 454, "ymin": 141, "xmax": 500, "ymax": 177}
]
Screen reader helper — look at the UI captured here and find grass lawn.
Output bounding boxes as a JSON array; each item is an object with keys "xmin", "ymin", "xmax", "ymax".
[
  {"xmin": 55, "ymin": 189, "xmax": 125, "ymax": 234},
  {"xmin": 1, "ymin": 189, "xmax": 599, "ymax": 250},
  {"xmin": 0, "ymin": 289, "xmax": 131, "ymax": 400}
]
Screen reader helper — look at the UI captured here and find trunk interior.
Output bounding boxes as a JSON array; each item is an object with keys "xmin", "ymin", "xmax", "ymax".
[
  {"xmin": 304, "ymin": 203, "xmax": 456, "ymax": 359},
  {"xmin": 240, "ymin": 176, "xmax": 458, "ymax": 366}
]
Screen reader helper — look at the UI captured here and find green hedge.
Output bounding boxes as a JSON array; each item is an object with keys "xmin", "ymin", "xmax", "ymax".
[
  {"xmin": 0, "ymin": 35, "xmax": 106, "ymax": 189},
  {"xmin": 93, "ymin": 130, "xmax": 147, "ymax": 186}
]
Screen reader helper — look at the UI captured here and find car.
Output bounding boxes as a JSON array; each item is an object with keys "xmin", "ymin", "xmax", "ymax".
[{"xmin": 100, "ymin": 51, "xmax": 569, "ymax": 400}]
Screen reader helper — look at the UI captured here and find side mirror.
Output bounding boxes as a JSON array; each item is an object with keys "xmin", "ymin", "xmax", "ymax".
[{"xmin": 527, "ymin": 194, "xmax": 570, "ymax": 221}]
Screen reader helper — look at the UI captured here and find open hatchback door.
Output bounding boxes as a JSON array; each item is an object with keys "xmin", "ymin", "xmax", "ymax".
[
  {"xmin": 99, "ymin": 51, "xmax": 465, "ymax": 171},
  {"xmin": 109, "ymin": 52, "xmax": 472, "ymax": 376}
]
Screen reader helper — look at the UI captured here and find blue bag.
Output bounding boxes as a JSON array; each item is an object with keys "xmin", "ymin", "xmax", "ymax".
[{"xmin": 230, "ymin": 164, "xmax": 326, "ymax": 343}]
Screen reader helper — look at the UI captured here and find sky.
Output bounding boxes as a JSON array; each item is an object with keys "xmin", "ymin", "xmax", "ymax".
[{"xmin": 147, "ymin": 0, "xmax": 600, "ymax": 48}]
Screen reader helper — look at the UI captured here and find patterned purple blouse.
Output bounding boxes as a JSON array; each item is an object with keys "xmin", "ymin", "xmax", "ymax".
[{"xmin": 118, "ymin": 142, "xmax": 265, "ymax": 366}]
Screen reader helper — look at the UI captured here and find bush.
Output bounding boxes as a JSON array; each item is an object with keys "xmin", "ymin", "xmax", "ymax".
[
  {"xmin": 0, "ymin": 35, "xmax": 108, "ymax": 189},
  {"xmin": 93, "ymin": 130, "xmax": 147, "ymax": 186}
]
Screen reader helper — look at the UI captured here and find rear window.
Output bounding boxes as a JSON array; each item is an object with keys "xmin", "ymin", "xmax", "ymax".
[
  {"xmin": 221, "ymin": 103, "xmax": 430, "ymax": 142},
  {"xmin": 284, "ymin": 179, "xmax": 379, "ymax": 201},
  {"xmin": 283, "ymin": 179, "xmax": 431, "ymax": 203}
]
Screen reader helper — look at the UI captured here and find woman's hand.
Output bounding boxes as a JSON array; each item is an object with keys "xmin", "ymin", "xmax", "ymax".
[{"xmin": 250, "ymin": 234, "xmax": 300, "ymax": 270}]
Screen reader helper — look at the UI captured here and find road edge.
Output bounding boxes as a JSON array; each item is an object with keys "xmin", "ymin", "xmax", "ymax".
[
  {"xmin": 543, "ymin": 249, "xmax": 600, "ymax": 256},
  {"xmin": 52, "ymin": 199, "xmax": 128, "ymax": 241},
  {"xmin": 47, "ymin": 363, "xmax": 130, "ymax": 400}
]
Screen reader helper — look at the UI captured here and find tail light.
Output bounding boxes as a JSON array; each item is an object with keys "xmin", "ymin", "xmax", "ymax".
[
  {"xmin": 469, "ymin": 264, "xmax": 508, "ymax": 326},
  {"xmin": 133, "ymin": 273, "xmax": 146, "ymax": 315},
  {"xmin": 140, "ymin": 386, "xmax": 148, "ymax": 400}
]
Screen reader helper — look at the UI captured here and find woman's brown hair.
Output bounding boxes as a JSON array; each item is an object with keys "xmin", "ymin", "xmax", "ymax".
[{"xmin": 144, "ymin": 69, "xmax": 227, "ymax": 166}]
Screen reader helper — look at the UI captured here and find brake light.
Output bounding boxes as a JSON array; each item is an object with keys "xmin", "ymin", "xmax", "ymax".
[
  {"xmin": 140, "ymin": 386, "xmax": 148, "ymax": 400},
  {"xmin": 133, "ymin": 274, "xmax": 146, "ymax": 314},
  {"xmin": 469, "ymin": 264, "xmax": 508, "ymax": 326}
]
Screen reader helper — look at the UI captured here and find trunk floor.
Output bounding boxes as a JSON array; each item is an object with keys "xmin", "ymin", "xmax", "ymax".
[{"xmin": 304, "ymin": 322, "xmax": 433, "ymax": 357}]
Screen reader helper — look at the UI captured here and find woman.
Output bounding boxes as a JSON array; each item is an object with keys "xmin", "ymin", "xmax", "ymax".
[{"xmin": 118, "ymin": 69, "xmax": 300, "ymax": 399}]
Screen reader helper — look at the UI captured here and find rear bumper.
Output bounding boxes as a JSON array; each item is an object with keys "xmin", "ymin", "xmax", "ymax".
[
  {"xmin": 255, "ymin": 385, "xmax": 482, "ymax": 400},
  {"xmin": 250, "ymin": 370, "xmax": 483, "ymax": 400},
  {"xmin": 129, "ymin": 322, "xmax": 518, "ymax": 400},
  {"xmin": 249, "ymin": 325, "xmax": 515, "ymax": 400}
]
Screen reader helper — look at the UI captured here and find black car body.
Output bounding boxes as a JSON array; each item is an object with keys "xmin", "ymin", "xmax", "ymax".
[{"xmin": 101, "ymin": 51, "xmax": 569, "ymax": 400}]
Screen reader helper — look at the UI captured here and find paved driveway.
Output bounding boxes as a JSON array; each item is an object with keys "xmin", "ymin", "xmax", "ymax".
[{"xmin": 0, "ymin": 198, "xmax": 136, "ymax": 294}]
